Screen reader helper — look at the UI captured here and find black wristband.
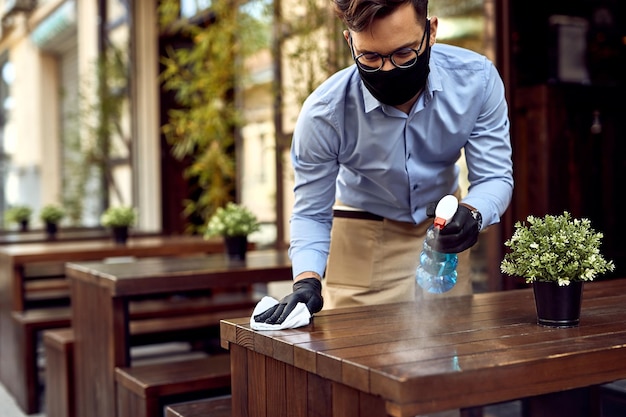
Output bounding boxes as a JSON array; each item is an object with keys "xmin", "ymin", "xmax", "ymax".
[{"xmin": 293, "ymin": 277, "xmax": 322, "ymax": 292}]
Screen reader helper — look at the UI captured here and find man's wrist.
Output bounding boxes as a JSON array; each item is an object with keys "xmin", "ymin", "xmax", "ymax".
[
  {"xmin": 295, "ymin": 272, "xmax": 322, "ymax": 283},
  {"xmin": 460, "ymin": 203, "xmax": 482, "ymax": 231}
]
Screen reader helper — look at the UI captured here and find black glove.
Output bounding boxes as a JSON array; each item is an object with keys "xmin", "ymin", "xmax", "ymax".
[
  {"xmin": 253, "ymin": 278, "xmax": 323, "ymax": 325},
  {"xmin": 426, "ymin": 202, "xmax": 481, "ymax": 253}
]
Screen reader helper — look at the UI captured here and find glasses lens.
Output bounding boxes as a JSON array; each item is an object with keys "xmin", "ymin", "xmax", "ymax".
[
  {"xmin": 391, "ymin": 48, "xmax": 418, "ymax": 68},
  {"xmin": 356, "ymin": 53, "xmax": 382, "ymax": 72}
]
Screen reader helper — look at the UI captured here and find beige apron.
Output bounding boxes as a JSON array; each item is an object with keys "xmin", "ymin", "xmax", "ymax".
[{"xmin": 323, "ymin": 196, "xmax": 473, "ymax": 310}]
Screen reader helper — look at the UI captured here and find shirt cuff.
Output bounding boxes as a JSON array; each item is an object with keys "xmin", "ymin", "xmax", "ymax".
[{"xmin": 290, "ymin": 249, "xmax": 328, "ymax": 279}]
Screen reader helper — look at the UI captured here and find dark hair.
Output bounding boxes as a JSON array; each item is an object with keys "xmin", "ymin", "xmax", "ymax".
[{"xmin": 333, "ymin": 0, "xmax": 428, "ymax": 32}]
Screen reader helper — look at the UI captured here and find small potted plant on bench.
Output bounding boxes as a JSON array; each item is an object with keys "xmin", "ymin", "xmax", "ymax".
[
  {"xmin": 5, "ymin": 205, "xmax": 33, "ymax": 232},
  {"xmin": 100, "ymin": 206, "xmax": 137, "ymax": 244},
  {"xmin": 40, "ymin": 204, "xmax": 66, "ymax": 239},
  {"xmin": 204, "ymin": 202, "xmax": 260, "ymax": 261}
]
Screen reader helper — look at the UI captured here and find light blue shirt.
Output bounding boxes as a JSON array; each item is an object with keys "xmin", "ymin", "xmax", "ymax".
[{"xmin": 289, "ymin": 43, "xmax": 513, "ymax": 278}]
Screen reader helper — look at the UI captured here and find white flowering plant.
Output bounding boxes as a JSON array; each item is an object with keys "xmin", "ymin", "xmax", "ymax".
[
  {"xmin": 204, "ymin": 202, "xmax": 260, "ymax": 238},
  {"xmin": 501, "ymin": 211, "xmax": 615, "ymax": 286}
]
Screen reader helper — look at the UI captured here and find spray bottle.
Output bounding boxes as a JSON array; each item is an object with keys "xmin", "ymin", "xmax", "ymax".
[{"xmin": 416, "ymin": 195, "xmax": 459, "ymax": 294}]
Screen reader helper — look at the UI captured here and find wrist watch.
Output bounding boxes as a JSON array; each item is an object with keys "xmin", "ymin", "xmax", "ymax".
[{"xmin": 470, "ymin": 209, "xmax": 483, "ymax": 231}]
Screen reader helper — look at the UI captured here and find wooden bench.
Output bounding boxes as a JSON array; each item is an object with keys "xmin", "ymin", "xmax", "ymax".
[
  {"xmin": 128, "ymin": 291, "xmax": 257, "ymax": 348},
  {"xmin": 42, "ymin": 293, "xmax": 258, "ymax": 417},
  {"xmin": 23, "ymin": 262, "xmax": 70, "ymax": 309},
  {"xmin": 0, "ymin": 236, "xmax": 235, "ymax": 414},
  {"xmin": 11, "ymin": 307, "xmax": 72, "ymax": 413},
  {"xmin": 115, "ymin": 355, "xmax": 232, "ymax": 417},
  {"xmin": 165, "ymin": 396, "xmax": 232, "ymax": 417},
  {"xmin": 599, "ymin": 380, "xmax": 626, "ymax": 417},
  {"xmin": 44, "ymin": 328, "xmax": 75, "ymax": 417},
  {"xmin": 24, "ymin": 277, "xmax": 70, "ymax": 308}
]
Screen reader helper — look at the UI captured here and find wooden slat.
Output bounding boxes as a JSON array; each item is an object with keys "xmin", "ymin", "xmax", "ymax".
[
  {"xmin": 23, "ymin": 262, "xmax": 66, "ymax": 277},
  {"xmin": 24, "ymin": 278, "xmax": 68, "ymax": 292},
  {"xmin": 67, "ymin": 249, "xmax": 291, "ymax": 297},
  {"xmin": 130, "ymin": 307, "xmax": 256, "ymax": 337},
  {"xmin": 358, "ymin": 390, "xmax": 387, "ymax": 417},
  {"xmin": 285, "ymin": 364, "xmax": 307, "ymax": 416},
  {"xmin": 114, "ymin": 355, "xmax": 231, "ymax": 397},
  {"xmin": 332, "ymin": 383, "xmax": 359, "ymax": 417},
  {"xmin": 265, "ymin": 355, "xmax": 287, "ymax": 417},
  {"xmin": 72, "ymin": 280, "xmax": 119, "ymax": 417},
  {"xmin": 230, "ymin": 344, "xmax": 249, "ymax": 417},
  {"xmin": 44, "ymin": 328, "xmax": 75, "ymax": 417},
  {"xmin": 307, "ymin": 373, "xmax": 331, "ymax": 417},
  {"xmin": 129, "ymin": 292, "xmax": 258, "ymax": 319},
  {"xmin": 247, "ymin": 350, "xmax": 266, "ymax": 417},
  {"xmin": 165, "ymin": 396, "xmax": 232, "ymax": 417}
]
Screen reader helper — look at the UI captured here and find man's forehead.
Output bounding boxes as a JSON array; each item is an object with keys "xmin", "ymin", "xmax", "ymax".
[{"xmin": 351, "ymin": 27, "xmax": 423, "ymax": 54}]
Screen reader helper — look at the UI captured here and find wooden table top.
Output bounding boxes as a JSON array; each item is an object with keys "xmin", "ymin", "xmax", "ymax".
[
  {"xmin": 221, "ymin": 278, "xmax": 626, "ymax": 416},
  {"xmin": 66, "ymin": 249, "xmax": 292, "ymax": 296},
  {"xmin": 0, "ymin": 235, "xmax": 225, "ymax": 264}
]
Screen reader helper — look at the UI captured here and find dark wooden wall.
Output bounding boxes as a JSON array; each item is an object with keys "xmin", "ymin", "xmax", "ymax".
[{"xmin": 497, "ymin": 0, "xmax": 626, "ymax": 286}]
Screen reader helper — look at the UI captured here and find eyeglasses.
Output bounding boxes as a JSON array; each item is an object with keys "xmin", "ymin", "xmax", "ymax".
[{"xmin": 350, "ymin": 20, "xmax": 430, "ymax": 73}]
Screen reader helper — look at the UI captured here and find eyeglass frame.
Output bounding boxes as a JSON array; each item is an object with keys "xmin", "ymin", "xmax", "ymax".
[{"xmin": 349, "ymin": 19, "xmax": 430, "ymax": 73}]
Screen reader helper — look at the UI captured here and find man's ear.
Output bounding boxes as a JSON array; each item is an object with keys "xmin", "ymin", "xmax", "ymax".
[
  {"xmin": 343, "ymin": 29, "xmax": 350, "ymax": 43},
  {"xmin": 428, "ymin": 16, "xmax": 438, "ymax": 47}
]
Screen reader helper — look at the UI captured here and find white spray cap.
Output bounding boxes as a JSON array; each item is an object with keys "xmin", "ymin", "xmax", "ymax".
[{"xmin": 433, "ymin": 195, "xmax": 458, "ymax": 230}]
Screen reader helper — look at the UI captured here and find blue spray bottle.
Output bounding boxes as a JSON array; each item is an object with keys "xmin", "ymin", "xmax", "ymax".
[{"xmin": 416, "ymin": 195, "xmax": 459, "ymax": 294}]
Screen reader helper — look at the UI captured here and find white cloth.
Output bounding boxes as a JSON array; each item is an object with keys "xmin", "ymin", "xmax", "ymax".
[{"xmin": 250, "ymin": 296, "xmax": 311, "ymax": 330}]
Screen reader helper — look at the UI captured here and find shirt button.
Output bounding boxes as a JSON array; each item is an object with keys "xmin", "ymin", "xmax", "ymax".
[{"xmin": 412, "ymin": 184, "xmax": 418, "ymax": 190}]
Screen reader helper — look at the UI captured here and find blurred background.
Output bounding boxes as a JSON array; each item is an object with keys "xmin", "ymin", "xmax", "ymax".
[{"xmin": 0, "ymin": 0, "xmax": 623, "ymax": 290}]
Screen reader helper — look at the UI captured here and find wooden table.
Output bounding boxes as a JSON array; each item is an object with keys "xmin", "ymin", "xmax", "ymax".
[
  {"xmin": 0, "ymin": 235, "xmax": 227, "ymax": 312},
  {"xmin": 66, "ymin": 249, "xmax": 292, "ymax": 417},
  {"xmin": 0, "ymin": 235, "xmax": 226, "ymax": 412},
  {"xmin": 220, "ymin": 278, "xmax": 626, "ymax": 417}
]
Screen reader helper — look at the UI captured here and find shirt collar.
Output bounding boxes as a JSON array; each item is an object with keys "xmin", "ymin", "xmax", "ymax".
[
  {"xmin": 363, "ymin": 86, "xmax": 381, "ymax": 113},
  {"xmin": 427, "ymin": 60, "xmax": 443, "ymax": 95}
]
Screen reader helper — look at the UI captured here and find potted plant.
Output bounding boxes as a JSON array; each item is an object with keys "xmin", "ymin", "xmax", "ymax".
[
  {"xmin": 501, "ymin": 211, "xmax": 615, "ymax": 327},
  {"xmin": 204, "ymin": 202, "xmax": 260, "ymax": 260},
  {"xmin": 39, "ymin": 204, "xmax": 66, "ymax": 238},
  {"xmin": 5, "ymin": 205, "xmax": 33, "ymax": 232},
  {"xmin": 100, "ymin": 206, "xmax": 137, "ymax": 244}
]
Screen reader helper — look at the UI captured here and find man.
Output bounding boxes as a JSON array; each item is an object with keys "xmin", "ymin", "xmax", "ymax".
[{"xmin": 255, "ymin": 0, "xmax": 513, "ymax": 324}]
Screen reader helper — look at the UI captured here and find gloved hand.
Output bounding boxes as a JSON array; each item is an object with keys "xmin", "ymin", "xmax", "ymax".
[
  {"xmin": 426, "ymin": 201, "xmax": 481, "ymax": 253},
  {"xmin": 253, "ymin": 278, "xmax": 323, "ymax": 325}
]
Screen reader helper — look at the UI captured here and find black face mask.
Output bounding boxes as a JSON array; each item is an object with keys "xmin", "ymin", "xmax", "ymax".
[{"xmin": 354, "ymin": 22, "xmax": 431, "ymax": 106}]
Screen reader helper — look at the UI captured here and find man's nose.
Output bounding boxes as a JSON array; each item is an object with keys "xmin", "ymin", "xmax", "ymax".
[{"xmin": 381, "ymin": 58, "xmax": 395, "ymax": 71}]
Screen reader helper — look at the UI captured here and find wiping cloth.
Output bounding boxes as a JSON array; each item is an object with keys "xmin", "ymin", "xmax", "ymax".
[{"xmin": 250, "ymin": 296, "xmax": 312, "ymax": 330}]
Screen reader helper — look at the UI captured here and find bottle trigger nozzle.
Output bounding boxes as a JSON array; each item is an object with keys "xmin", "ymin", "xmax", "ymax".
[
  {"xmin": 434, "ymin": 217, "xmax": 447, "ymax": 230},
  {"xmin": 433, "ymin": 195, "xmax": 459, "ymax": 230}
]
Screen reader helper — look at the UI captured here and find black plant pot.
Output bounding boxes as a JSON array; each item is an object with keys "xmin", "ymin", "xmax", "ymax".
[
  {"xmin": 224, "ymin": 235, "xmax": 248, "ymax": 261},
  {"xmin": 45, "ymin": 222, "xmax": 58, "ymax": 239},
  {"xmin": 533, "ymin": 281, "xmax": 583, "ymax": 328},
  {"xmin": 111, "ymin": 226, "xmax": 129, "ymax": 245}
]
